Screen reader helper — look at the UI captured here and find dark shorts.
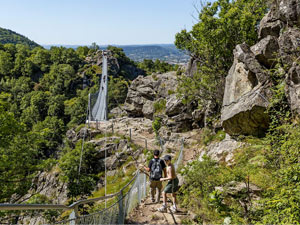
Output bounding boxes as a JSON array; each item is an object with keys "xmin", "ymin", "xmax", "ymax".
[{"xmin": 164, "ymin": 177, "xmax": 179, "ymax": 193}]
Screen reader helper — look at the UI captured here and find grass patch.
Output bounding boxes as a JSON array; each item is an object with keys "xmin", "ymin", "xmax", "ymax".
[{"xmin": 153, "ymin": 99, "xmax": 166, "ymax": 114}]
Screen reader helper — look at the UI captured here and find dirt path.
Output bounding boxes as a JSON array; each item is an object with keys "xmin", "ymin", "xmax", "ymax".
[
  {"xmin": 126, "ymin": 191, "xmax": 188, "ymax": 224},
  {"xmin": 91, "ymin": 117, "xmax": 201, "ymax": 224}
]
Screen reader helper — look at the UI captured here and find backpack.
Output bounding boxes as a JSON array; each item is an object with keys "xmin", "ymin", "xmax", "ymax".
[{"xmin": 150, "ymin": 159, "xmax": 162, "ymax": 180}]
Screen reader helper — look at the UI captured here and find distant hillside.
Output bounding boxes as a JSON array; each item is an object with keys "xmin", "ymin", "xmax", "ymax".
[
  {"xmin": 43, "ymin": 44, "xmax": 190, "ymax": 64},
  {"xmin": 121, "ymin": 44, "xmax": 189, "ymax": 63},
  {"xmin": 0, "ymin": 27, "xmax": 39, "ymax": 48}
]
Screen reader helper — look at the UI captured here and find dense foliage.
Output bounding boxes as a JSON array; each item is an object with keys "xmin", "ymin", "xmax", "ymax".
[
  {"xmin": 0, "ymin": 27, "xmax": 39, "ymax": 48},
  {"xmin": 175, "ymin": 0, "xmax": 268, "ymax": 113},
  {"xmin": 138, "ymin": 59, "xmax": 178, "ymax": 75},
  {"xmin": 0, "ymin": 43, "xmax": 142, "ymax": 205}
]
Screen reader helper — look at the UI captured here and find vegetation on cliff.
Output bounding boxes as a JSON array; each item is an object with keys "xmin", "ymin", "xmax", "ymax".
[{"xmin": 175, "ymin": 0, "xmax": 268, "ymax": 114}]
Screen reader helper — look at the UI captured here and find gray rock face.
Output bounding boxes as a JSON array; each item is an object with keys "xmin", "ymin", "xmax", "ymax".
[
  {"xmin": 142, "ymin": 100, "xmax": 154, "ymax": 119},
  {"xmin": 251, "ymin": 35, "xmax": 279, "ymax": 68},
  {"xmin": 165, "ymin": 95, "xmax": 185, "ymax": 116},
  {"xmin": 110, "ymin": 107, "xmax": 126, "ymax": 118},
  {"xmin": 221, "ymin": 45, "xmax": 271, "ymax": 136},
  {"xmin": 166, "ymin": 113, "xmax": 193, "ymax": 132},
  {"xmin": 278, "ymin": 27, "xmax": 300, "ymax": 65},
  {"xmin": 199, "ymin": 136, "xmax": 242, "ymax": 163},
  {"xmin": 123, "ymin": 71, "xmax": 199, "ymax": 131},
  {"xmin": 259, "ymin": 9, "xmax": 282, "ymax": 40},
  {"xmin": 221, "ymin": 0, "xmax": 300, "ymax": 135},
  {"xmin": 278, "ymin": 0, "xmax": 300, "ymax": 26},
  {"xmin": 286, "ymin": 63, "xmax": 300, "ymax": 114}
]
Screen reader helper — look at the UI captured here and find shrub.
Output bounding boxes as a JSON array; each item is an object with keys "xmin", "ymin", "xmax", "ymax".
[
  {"xmin": 153, "ymin": 99, "xmax": 166, "ymax": 114},
  {"xmin": 152, "ymin": 117, "xmax": 162, "ymax": 136}
]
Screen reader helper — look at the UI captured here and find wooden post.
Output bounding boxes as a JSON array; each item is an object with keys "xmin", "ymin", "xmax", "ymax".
[
  {"xmin": 129, "ymin": 129, "xmax": 132, "ymax": 142},
  {"xmin": 145, "ymin": 139, "xmax": 147, "ymax": 150},
  {"xmin": 96, "ymin": 119, "xmax": 98, "ymax": 130}
]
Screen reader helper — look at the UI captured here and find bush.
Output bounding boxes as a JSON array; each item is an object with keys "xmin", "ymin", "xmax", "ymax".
[
  {"xmin": 153, "ymin": 99, "xmax": 166, "ymax": 114},
  {"xmin": 152, "ymin": 117, "xmax": 162, "ymax": 136}
]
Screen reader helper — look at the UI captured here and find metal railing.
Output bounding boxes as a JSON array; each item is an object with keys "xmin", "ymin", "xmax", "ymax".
[{"xmin": 55, "ymin": 170, "xmax": 148, "ymax": 224}]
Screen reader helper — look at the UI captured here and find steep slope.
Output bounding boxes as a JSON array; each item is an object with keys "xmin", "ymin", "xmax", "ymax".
[{"xmin": 0, "ymin": 27, "xmax": 39, "ymax": 47}]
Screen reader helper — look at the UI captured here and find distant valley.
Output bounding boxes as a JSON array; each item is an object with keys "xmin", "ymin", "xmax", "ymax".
[{"xmin": 43, "ymin": 44, "xmax": 190, "ymax": 64}]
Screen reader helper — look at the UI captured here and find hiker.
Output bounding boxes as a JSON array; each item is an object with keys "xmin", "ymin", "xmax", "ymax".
[
  {"xmin": 143, "ymin": 149, "xmax": 166, "ymax": 203},
  {"xmin": 158, "ymin": 155, "xmax": 179, "ymax": 213}
]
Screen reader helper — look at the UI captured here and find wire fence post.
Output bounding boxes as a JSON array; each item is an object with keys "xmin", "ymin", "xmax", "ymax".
[
  {"xmin": 137, "ymin": 171, "xmax": 141, "ymax": 204},
  {"xmin": 159, "ymin": 136, "xmax": 164, "ymax": 153},
  {"xmin": 145, "ymin": 139, "xmax": 147, "ymax": 150},
  {"xmin": 112, "ymin": 122, "xmax": 114, "ymax": 134},
  {"xmin": 69, "ymin": 210, "xmax": 76, "ymax": 225},
  {"xmin": 96, "ymin": 119, "xmax": 98, "ymax": 130},
  {"xmin": 129, "ymin": 128, "xmax": 132, "ymax": 142},
  {"xmin": 118, "ymin": 190, "xmax": 124, "ymax": 224},
  {"xmin": 143, "ymin": 173, "xmax": 147, "ymax": 198},
  {"xmin": 88, "ymin": 93, "xmax": 91, "ymax": 128}
]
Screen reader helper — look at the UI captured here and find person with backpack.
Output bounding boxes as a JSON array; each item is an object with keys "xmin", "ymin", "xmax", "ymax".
[{"xmin": 143, "ymin": 149, "xmax": 166, "ymax": 203}]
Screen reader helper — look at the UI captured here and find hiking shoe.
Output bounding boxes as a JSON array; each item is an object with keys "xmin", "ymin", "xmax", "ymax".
[
  {"xmin": 157, "ymin": 205, "xmax": 167, "ymax": 212},
  {"xmin": 170, "ymin": 205, "xmax": 177, "ymax": 213}
]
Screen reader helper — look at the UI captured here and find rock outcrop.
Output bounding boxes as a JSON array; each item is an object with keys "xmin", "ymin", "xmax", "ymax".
[
  {"xmin": 122, "ymin": 72, "xmax": 198, "ymax": 132},
  {"xmin": 84, "ymin": 50, "xmax": 144, "ymax": 82},
  {"xmin": 222, "ymin": 0, "xmax": 300, "ymax": 136},
  {"xmin": 199, "ymin": 135, "xmax": 242, "ymax": 163}
]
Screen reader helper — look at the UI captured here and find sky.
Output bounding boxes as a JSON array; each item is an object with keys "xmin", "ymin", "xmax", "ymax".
[{"xmin": 0, "ymin": 0, "xmax": 202, "ymax": 45}]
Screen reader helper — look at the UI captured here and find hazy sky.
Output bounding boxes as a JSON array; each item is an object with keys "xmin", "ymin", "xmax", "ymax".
[{"xmin": 0, "ymin": 0, "xmax": 202, "ymax": 45}]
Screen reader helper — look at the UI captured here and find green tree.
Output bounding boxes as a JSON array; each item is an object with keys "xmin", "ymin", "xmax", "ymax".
[
  {"xmin": 175, "ymin": 0, "xmax": 267, "ymax": 112},
  {"xmin": 0, "ymin": 93, "xmax": 40, "ymax": 202},
  {"xmin": 0, "ymin": 50, "xmax": 13, "ymax": 77}
]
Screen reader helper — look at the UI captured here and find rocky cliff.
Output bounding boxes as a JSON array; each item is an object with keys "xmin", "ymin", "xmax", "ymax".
[{"xmin": 221, "ymin": 0, "xmax": 300, "ymax": 136}]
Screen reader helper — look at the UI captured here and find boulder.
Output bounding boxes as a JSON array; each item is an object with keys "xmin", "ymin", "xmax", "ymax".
[
  {"xmin": 165, "ymin": 95, "xmax": 185, "ymax": 116},
  {"xmin": 124, "ymin": 71, "xmax": 180, "ymax": 120},
  {"xmin": 221, "ymin": 44, "xmax": 271, "ymax": 136},
  {"xmin": 199, "ymin": 135, "xmax": 242, "ymax": 163},
  {"xmin": 222, "ymin": 85, "xmax": 270, "ymax": 136},
  {"xmin": 234, "ymin": 43, "xmax": 268, "ymax": 84},
  {"xmin": 250, "ymin": 35, "xmax": 279, "ymax": 68}
]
